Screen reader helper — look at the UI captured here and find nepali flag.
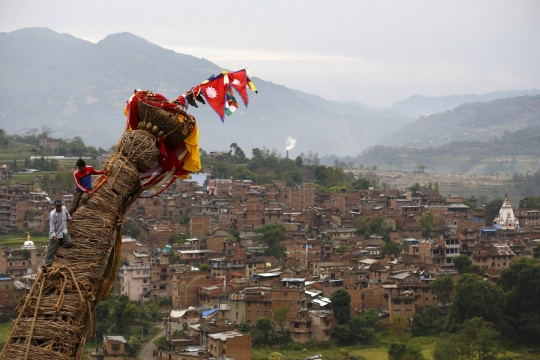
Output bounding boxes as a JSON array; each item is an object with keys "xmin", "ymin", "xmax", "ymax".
[
  {"xmin": 228, "ymin": 69, "xmax": 251, "ymax": 107},
  {"xmin": 200, "ymin": 75, "xmax": 228, "ymax": 121},
  {"xmin": 225, "ymin": 88, "xmax": 239, "ymax": 116}
]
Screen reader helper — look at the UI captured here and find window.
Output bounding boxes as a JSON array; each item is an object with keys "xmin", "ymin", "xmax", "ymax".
[
  {"xmin": 295, "ymin": 333, "xmax": 301, "ymax": 338},
  {"xmin": 142, "ymin": 279, "xmax": 148, "ymax": 283},
  {"xmin": 143, "ymin": 270, "xmax": 149, "ymax": 275},
  {"xmin": 406, "ymin": 309, "xmax": 411, "ymax": 315},
  {"xmin": 394, "ymin": 310, "xmax": 401, "ymax": 315},
  {"xmin": 22, "ymin": 261, "xmax": 26, "ymax": 266},
  {"xmin": 8, "ymin": 262, "xmax": 13, "ymax": 267},
  {"xmin": 393, "ymin": 300, "xmax": 401, "ymax": 305},
  {"xmin": 136, "ymin": 271, "xmax": 140, "ymax": 275},
  {"xmin": 112, "ymin": 344, "xmax": 120, "ymax": 351}
]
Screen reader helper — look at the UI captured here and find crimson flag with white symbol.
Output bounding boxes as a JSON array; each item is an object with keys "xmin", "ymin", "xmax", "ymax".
[
  {"xmin": 200, "ymin": 77, "xmax": 228, "ymax": 121},
  {"xmin": 228, "ymin": 69, "xmax": 250, "ymax": 107}
]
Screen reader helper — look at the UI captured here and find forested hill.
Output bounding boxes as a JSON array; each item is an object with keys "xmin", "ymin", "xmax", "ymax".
[
  {"xmin": 0, "ymin": 27, "xmax": 412, "ymax": 156},
  {"xmin": 380, "ymin": 95, "xmax": 540, "ymax": 148},
  {"xmin": 356, "ymin": 126, "xmax": 540, "ymax": 175},
  {"xmin": 389, "ymin": 90, "xmax": 540, "ymax": 118}
]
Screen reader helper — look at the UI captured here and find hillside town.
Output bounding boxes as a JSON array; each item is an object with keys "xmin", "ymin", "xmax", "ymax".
[{"xmin": 0, "ymin": 166, "xmax": 538, "ymax": 359}]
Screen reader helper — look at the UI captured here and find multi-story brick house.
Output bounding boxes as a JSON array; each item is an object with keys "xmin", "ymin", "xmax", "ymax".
[
  {"xmin": 291, "ymin": 238, "xmax": 322, "ymax": 275},
  {"xmin": 119, "ymin": 263, "xmax": 151, "ymax": 301},
  {"xmin": 515, "ymin": 208, "xmax": 540, "ymax": 230},
  {"xmin": 272, "ymin": 278, "xmax": 311, "ymax": 343},
  {"xmin": 382, "ymin": 272, "xmax": 440, "ymax": 323},
  {"xmin": 0, "ymin": 275, "xmax": 27, "ymax": 313},
  {"xmin": 177, "ymin": 249, "xmax": 215, "ymax": 267},
  {"xmin": 199, "ymin": 284, "xmax": 229, "ymax": 309},
  {"xmin": 209, "ymin": 256, "xmax": 246, "ymax": 281},
  {"xmin": 207, "ymin": 331, "xmax": 252, "ymax": 360},
  {"xmin": 190, "ymin": 214, "xmax": 212, "ymax": 237},
  {"xmin": 88, "ymin": 335, "xmax": 127, "ymax": 360},
  {"xmin": 0, "ymin": 239, "xmax": 39, "ymax": 278},
  {"xmin": 288, "ymin": 183, "xmax": 315, "ymax": 210}
]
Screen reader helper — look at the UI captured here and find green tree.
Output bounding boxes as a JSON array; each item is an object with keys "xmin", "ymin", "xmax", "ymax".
[
  {"xmin": 433, "ymin": 318, "xmax": 501, "ymax": 360},
  {"xmin": 228, "ymin": 143, "xmax": 246, "ymax": 163},
  {"xmin": 352, "ymin": 177, "xmax": 371, "ymax": 190},
  {"xmin": 429, "ymin": 275, "xmax": 454, "ymax": 308},
  {"xmin": 294, "ymin": 156, "xmax": 303, "ymax": 167},
  {"xmin": 412, "ymin": 305, "xmax": 444, "ymax": 336},
  {"xmin": 388, "ymin": 342, "xmax": 426, "ymax": 360},
  {"xmin": 198, "ymin": 264, "xmax": 210, "ymax": 272},
  {"xmin": 498, "ymin": 259, "xmax": 540, "ymax": 344},
  {"xmin": 518, "ymin": 196, "xmax": 540, "ymax": 209},
  {"xmin": 153, "ymin": 335, "xmax": 168, "ymax": 350},
  {"xmin": 267, "ymin": 352, "xmax": 285, "ymax": 360},
  {"xmin": 125, "ymin": 335, "xmax": 143, "ymax": 358},
  {"xmin": 332, "ymin": 324, "xmax": 352, "ymax": 345},
  {"xmin": 419, "ymin": 213, "xmax": 435, "ymax": 238},
  {"xmin": 453, "ymin": 255, "xmax": 473, "ymax": 274},
  {"xmin": 254, "ymin": 223, "xmax": 288, "ymax": 259},
  {"xmin": 251, "ymin": 317, "xmax": 276, "ymax": 345},
  {"xmin": 21, "ymin": 249, "xmax": 31, "ymax": 260},
  {"xmin": 41, "ymin": 174, "xmax": 50, "ymax": 193},
  {"xmin": 389, "ymin": 315, "xmax": 409, "ymax": 343},
  {"xmin": 485, "ymin": 198, "xmax": 503, "ymax": 225},
  {"xmin": 382, "ymin": 241, "xmax": 401, "ymax": 257},
  {"xmin": 273, "ymin": 304, "xmax": 290, "ymax": 332},
  {"xmin": 446, "ymin": 274, "xmax": 505, "ymax": 331},
  {"xmin": 348, "ymin": 314, "xmax": 376, "ymax": 344},
  {"xmin": 330, "ymin": 289, "xmax": 351, "ymax": 324},
  {"xmin": 121, "ymin": 221, "xmax": 141, "ymax": 239}
]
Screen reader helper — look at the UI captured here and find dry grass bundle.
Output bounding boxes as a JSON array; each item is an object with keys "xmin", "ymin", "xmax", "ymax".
[
  {"xmin": 137, "ymin": 100, "xmax": 195, "ymax": 148},
  {"xmin": 1, "ymin": 344, "xmax": 72, "ymax": 360},
  {"xmin": 91, "ymin": 154, "xmax": 142, "ymax": 206},
  {"xmin": 1, "ymin": 91, "xmax": 199, "ymax": 360},
  {"xmin": 118, "ymin": 130, "xmax": 158, "ymax": 173}
]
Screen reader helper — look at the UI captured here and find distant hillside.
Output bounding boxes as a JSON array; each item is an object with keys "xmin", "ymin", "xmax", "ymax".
[
  {"xmin": 380, "ymin": 95, "xmax": 540, "ymax": 148},
  {"xmin": 0, "ymin": 27, "xmax": 412, "ymax": 156},
  {"xmin": 389, "ymin": 90, "xmax": 540, "ymax": 118},
  {"xmin": 356, "ymin": 126, "xmax": 540, "ymax": 175}
]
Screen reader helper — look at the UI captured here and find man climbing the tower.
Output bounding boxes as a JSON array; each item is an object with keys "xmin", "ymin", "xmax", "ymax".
[
  {"xmin": 69, "ymin": 159, "xmax": 105, "ymax": 214},
  {"xmin": 45, "ymin": 199, "xmax": 72, "ymax": 266}
]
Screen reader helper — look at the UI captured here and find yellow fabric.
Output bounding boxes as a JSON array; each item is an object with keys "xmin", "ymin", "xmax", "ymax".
[
  {"xmin": 123, "ymin": 105, "xmax": 133, "ymax": 131},
  {"xmin": 182, "ymin": 123, "xmax": 201, "ymax": 172}
]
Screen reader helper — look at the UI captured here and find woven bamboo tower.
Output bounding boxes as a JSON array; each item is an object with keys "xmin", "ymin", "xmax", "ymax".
[{"xmin": 0, "ymin": 102, "xmax": 195, "ymax": 359}]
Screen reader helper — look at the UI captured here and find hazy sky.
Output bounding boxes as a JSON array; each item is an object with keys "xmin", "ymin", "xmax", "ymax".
[{"xmin": 1, "ymin": 0, "xmax": 539, "ymax": 107}]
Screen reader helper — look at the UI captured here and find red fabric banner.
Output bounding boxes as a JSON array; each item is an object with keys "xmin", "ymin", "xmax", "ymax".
[
  {"xmin": 228, "ymin": 70, "xmax": 250, "ymax": 107},
  {"xmin": 200, "ymin": 77, "xmax": 228, "ymax": 121}
]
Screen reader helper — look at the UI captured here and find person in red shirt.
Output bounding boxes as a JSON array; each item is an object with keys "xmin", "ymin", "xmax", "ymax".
[{"xmin": 69, "ymin": 159, "xmax": 105, "ymax": 214}]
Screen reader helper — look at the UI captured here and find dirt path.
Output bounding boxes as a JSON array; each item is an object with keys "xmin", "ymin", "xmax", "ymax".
[{"xmin": 138, "ymin": 317, "xmax": 197, "ymax": 360}]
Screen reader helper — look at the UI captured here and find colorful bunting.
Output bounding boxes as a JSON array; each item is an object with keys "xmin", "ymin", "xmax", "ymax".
[
  {"xmin": 183, "ymin": 68, "xmax": 257, "ymax": 122},
  {"xmin": 225, "ymin": 88, "xmax": 239, "ymax": 116}
]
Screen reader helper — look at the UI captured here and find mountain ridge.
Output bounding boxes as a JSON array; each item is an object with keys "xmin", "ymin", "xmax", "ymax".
[
  {"xmin": 0, "ymin": 27, "xmax": 537, "ymax": 157},
  {"xmin": 380, "ymin": 95, "xmax": 540, "ymax": 148}
]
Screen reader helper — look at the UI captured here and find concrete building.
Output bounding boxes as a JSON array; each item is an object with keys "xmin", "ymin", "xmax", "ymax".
[
  {"xmin": 88, "ymin": 335, "xmax": 127, "ymax": 360},
  {"xmin": 119, "ymin": 263, "xmax": 151, "ymax": 301}
]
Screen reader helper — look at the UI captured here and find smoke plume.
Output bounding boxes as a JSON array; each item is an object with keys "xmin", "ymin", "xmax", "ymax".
[{"xmin": 285, "ymin": 136, "xmax": 296, "ymax": 151}]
